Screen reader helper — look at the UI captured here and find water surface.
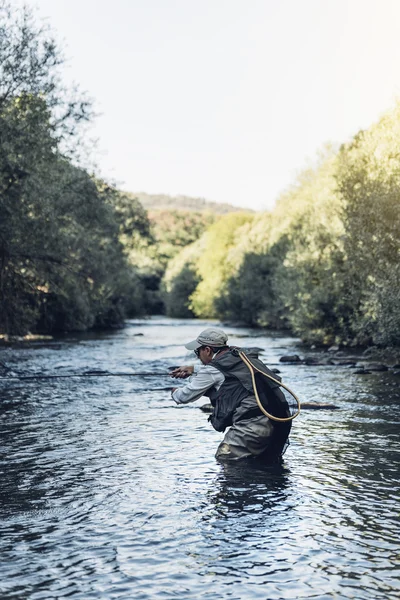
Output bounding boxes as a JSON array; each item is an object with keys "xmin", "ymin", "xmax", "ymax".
[{"xmin": 1, "ymin": 318, "xmax": 399, "ymax": 599}]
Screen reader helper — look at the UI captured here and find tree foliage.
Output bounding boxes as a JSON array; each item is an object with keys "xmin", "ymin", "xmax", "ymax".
[
  {"xmin": 165, "ymin": 109, "xmax": 400, "ymax": 347},
  {"xmin": 163, "ymin": 238, "xmax": 205, "ymax": 318},
  {"xmin": 0, "ymin": 3, "xmax": 148, "ymax": 334},
  {"xmin": 148, "ymin": 209, "xmax": 215, "ymax": 266},
  {"xmin": 336, "ymin": 106, "xmax": 400, "ymax": 345},
  {"xmin": 163, "ymin": 212, "xmax": 254, "ymax": 318}
]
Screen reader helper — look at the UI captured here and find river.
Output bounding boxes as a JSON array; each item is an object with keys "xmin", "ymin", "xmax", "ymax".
[{"xmin": 1, "ymin": 317, "xmax": 399, "ymax": 599}]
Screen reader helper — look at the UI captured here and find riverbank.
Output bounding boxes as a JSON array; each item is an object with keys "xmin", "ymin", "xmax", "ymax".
[
  {"xmin": 2, "ymin": 326, "xmax": 399, "ymax": 368},
  {"xmin": 294, "ymin": 343, "xmax": 400, "ymax": 373}
]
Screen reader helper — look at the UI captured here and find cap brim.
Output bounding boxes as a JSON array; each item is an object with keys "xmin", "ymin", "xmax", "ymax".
[{"xmin": 185, "ymin": 339, "xmax": 202, "ymax": 351}]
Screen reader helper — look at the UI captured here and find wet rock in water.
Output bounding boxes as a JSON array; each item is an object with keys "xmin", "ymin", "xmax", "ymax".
[
  {"xmin": 354, "ymin": 368, "xmax": 371, "ymax": 375},
  {"xmin": 304, "ymin": 357, "xmax": 322, "ymax": 365},
  {"xmin": 301, "ymin": 402, "xmax": 339, "ymax": 410},
  {"xmin": 134, "ymin": 333, "xmax": 144, "ymax": 336},
  {"xmin": 249, "ymin": 347, "xmax": 265, "ymax": 354},
  {"xmin": 327, "ymin": 345, "xmax": 340, "ymax": 353},
  {"xmin": 271, "ymin": 368, "xmax": 281, "ymax": 374},
  {"xmin": 335, "ymin": 360, "xmax": 357, "ymax": 366},
  {"xmin": 318, "ymin": 358, "xmax": 335, "ymax": 365},
  {"xmin": 355, "ymin": 362, "xmax": 388, "ymax": 372},
  {"xmin": 362, "ymin": 346, "xmax": 379, "ymax": 356},
  {"xmin": 279, "ymin": 355, "xmax": 302, "ymax": 363},
  {"xmin": 200, "ymin": 404, "xmax": 213, "ymax": 413},
  {"xmin": 368, "ymin": 363, "xmax": 389, "ymax": 372}
]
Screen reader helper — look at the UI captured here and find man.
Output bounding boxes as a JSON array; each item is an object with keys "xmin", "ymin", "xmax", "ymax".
[{"xmin": 170, "ymin": 327, "xmax": 292, "ymax": 462}]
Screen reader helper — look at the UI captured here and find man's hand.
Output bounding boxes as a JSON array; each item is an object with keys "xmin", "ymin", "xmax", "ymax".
[
  {"xmin": 171, "ymin": 387, "xmax": 181, "ymax": 404},
  {"xmin": 169, "ymin": 366, "xmax": 194, "ymax": 379}
]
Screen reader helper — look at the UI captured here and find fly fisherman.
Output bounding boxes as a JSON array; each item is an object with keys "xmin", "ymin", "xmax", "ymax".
[{"xmin": 170, "ymin": 328, "xmax": 292, "ymax": 462}]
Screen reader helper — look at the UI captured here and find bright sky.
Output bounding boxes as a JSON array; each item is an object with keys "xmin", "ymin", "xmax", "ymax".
[{"xmin": 27, "ymin": 0, "xmax": 400, "ymax": 210}]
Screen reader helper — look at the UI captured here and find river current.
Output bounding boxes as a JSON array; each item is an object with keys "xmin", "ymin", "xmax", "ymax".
[{"xmin": 1, "ymin": 317, "xmax": 399, "ymax": 600}]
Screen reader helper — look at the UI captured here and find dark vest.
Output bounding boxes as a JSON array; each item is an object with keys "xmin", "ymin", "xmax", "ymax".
[{"xmin": 207, "ymin": 347, "xmax": 289, "ymax": 432}]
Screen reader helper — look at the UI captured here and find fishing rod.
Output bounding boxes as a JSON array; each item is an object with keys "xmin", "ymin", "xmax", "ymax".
[
  {"xmin": 0, "ymin": 373, "xmax": 337, "ymax": 407},
  {"xmin": 0, "ymin": 366, "xmax": 338, "ymax": 408},
  {"xmin": 0, "ymin": 371, "xmax": 176, "ymax": 381}
]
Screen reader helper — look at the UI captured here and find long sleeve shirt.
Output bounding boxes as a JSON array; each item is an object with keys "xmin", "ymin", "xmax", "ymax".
[{"xmin": 172, "ymin": 363, "xmax": 225, "ymax": 404}]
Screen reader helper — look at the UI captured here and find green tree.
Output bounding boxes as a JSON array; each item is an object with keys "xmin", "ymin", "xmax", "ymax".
[
  {"xmin": 0, "ymin": 3, "xmax": 147, "ymax": 334},
  {"xmin": 148, "ymin": 209, "xmax": 215, "ymax": 267},
  {"xmin": 188, "ymin": 212, "xmax": 254, "ymax": 318},
  {"xmin": 216, "ymin": 237, "xmax": 291, "ymax": 328},
  {"xmin": 336, "ymin": 104, "xmax": 400, "ymax": 345}
]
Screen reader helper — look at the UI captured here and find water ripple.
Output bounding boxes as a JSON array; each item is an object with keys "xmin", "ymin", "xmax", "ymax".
[{"xmin": 0, "ymin": 318, "xmax": 399, "ymax": 599}]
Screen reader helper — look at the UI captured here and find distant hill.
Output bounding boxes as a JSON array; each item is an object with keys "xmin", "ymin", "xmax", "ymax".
[{"xmin": 124, "ymin": 191, "xmax": 252, "ymax": 214}]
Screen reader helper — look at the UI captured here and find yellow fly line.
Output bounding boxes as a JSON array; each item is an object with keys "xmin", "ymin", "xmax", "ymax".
[{"xmin": 238, "ymin": 351, "xmax": 301, "ymax": 422}]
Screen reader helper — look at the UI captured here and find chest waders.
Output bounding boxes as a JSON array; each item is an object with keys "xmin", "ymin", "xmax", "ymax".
[{"xmin": 208, "ymin": 348, "xmax": 300, "ymax": 433}]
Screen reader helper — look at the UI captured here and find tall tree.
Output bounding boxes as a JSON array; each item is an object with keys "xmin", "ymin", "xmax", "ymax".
[{"xmin": 0, "ymin": 3, "xmax": 147, "ymax": 334}]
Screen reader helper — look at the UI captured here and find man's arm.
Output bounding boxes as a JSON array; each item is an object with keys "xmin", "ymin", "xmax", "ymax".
[{"xmin": 172, "ymin": 365, "xmax": 224, "ymax": 404}]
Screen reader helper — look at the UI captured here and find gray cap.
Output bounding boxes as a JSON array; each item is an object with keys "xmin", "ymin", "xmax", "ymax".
[{"xmin": 185, "ymin": 327, "xmax": 228, "ymax": 351}]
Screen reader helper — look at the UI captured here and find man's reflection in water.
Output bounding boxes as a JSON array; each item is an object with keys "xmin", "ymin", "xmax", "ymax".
[
  {"xmin": 208, "ymin": 461, "xmax": 291, "ymax": 515},
  {"xmin": 196, "ymin": 461, "xmax": 295, "ymax": 584}
]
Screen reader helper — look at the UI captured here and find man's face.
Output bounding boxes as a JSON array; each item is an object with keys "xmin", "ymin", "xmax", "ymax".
[{"xmin": 197, "ymin": 346, "xmax": 214, "ymax": 365}]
